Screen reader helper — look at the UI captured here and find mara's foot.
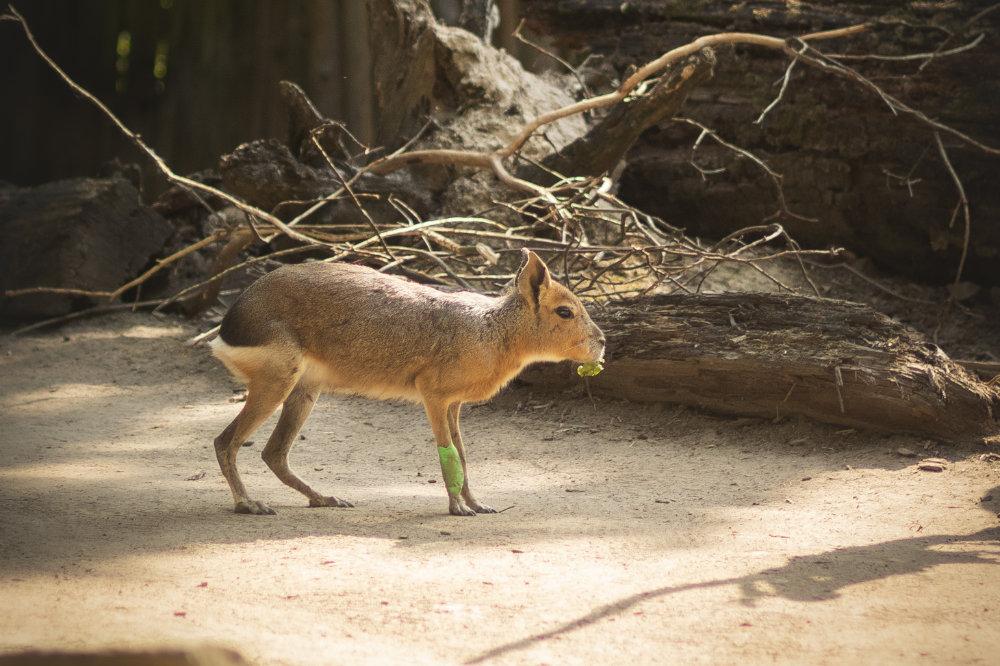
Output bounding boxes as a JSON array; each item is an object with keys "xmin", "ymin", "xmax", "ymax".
[
  {"xmin": 308, "ymin": 496, "xmax": 354, "ymax": 508},
  {"xmin": 234, "ymin": 499, "xmax": 275, "ymax": 515},
  {"xmin": 449, "ymin": 498, "xmax": 477, "ymax": 517}
]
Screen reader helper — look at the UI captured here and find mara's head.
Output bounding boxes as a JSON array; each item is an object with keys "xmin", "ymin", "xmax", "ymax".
[{"xmin": 513, "ymin": 249, "xmax": 605, "ymax": 364}]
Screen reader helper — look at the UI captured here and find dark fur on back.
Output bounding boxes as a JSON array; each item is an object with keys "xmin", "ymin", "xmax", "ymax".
[{"xmin": 219, "ymin": 278, "xmax": 273, "ymax": 347}]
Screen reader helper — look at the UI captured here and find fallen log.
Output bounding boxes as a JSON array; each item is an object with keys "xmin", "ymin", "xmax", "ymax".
[{"xmin": 519, "ymin": 293, "xmax": 1000, "ymax": 443}]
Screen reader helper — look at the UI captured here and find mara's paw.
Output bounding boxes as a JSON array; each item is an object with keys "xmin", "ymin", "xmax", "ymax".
[
  {"xmin": 309, "ymin": 496, "xmax": 354, "ymax": 508},
  {"xmin": 235, "ymin": 499, "xmax": 275, "ymax": 515},
  {"xmin": 449, "ymin": 499, "xmax": 478, "ymax": 517}
]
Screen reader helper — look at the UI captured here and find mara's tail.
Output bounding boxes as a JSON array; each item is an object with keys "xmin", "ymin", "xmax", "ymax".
[{"xmin": 209, "ymin": 336, "xmax": 251, "ymax": 384}]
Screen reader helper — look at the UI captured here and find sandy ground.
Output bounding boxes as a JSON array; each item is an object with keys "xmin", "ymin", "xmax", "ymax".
[{"xmin": 1, "ymin": 313, "xmax": 998, "ymax": 665}]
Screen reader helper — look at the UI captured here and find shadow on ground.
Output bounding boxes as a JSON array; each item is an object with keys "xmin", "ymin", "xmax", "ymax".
[{"xmin": 466, "ymin": 506, "xmax": 1000, "ymax": 664}]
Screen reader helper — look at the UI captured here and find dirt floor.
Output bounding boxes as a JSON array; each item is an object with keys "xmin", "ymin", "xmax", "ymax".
[{"xmin": 1, "ymin": 312, "xmax": 999, "ymax": 665}]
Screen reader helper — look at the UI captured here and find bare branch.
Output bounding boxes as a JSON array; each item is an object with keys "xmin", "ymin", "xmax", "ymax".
[
  {"xmin": 934, "ymin": 133, "xmax": 971, "ymax": 290},
  {"xmin": 917, "ymin": 3, "xmax": 1000, "ymax": 73},
  {"xmin": 828, "ymin": 32, "xmax": 985, "ymax": 62},
  {"xmin": 754, "ymin": 45, "xmax": 804, "ymax": 125}
]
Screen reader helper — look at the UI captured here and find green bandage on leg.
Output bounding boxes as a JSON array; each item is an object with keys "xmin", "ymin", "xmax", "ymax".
[{"xmin": 438, "ymin": 443, "xmax": 465, "ymax": 496}]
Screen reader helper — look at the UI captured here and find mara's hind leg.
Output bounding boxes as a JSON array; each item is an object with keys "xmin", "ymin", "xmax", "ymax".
[
  {"xmin": 448, "ymin": 402, "xmax": 496, "ymax": 514},
  {"xmin": 262, "ymin": 382, "xmax": 353, "ymax": 508},
  {"xmin": 214, "ymin": 354, "xmax": 301, "ymax": 515}
]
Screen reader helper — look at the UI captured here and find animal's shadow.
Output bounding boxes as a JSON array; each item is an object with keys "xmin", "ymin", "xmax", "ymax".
[{"xmin": 465, "ymin": 498, "xmax": 1000, "ymax": 663}]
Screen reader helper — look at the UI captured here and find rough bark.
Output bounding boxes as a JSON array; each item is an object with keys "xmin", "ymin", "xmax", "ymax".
[
  {"xmin": 524, "ymin": 1, "xmax": 1000, "ymax": 286},
  {"xmin": 519, "ymin": 293, "xmax": 1000, "ymax": 443},
  {"xmin": 0, "ymin": 176, "xmax": 172, "ymax": 319}
]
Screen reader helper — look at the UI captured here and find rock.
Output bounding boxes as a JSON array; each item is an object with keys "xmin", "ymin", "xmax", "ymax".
[
  {"xmin": 0, "ymin": 176, "xmax": 172, "ymax": 319},
  {"xmin": 896, "ymin": 447, "xmax": 917, "ymax": 457},
  {"xmin": 980, "ymin": 453, "xmax": 1000, "ymax": 463},
  {"xmin": 918, "ymin": 458, "xmax": 948, "ymax": 472}
]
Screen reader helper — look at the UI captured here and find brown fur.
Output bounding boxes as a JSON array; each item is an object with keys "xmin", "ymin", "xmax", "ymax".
[{"xmin": 209, "ymin": 250, "xmax": 605, "ymax": 516}]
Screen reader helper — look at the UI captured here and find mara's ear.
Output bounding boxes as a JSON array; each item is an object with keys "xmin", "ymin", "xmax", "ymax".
[{"xmin": 516, "ymin": 249, "xmax": 551, "ymax": 306}]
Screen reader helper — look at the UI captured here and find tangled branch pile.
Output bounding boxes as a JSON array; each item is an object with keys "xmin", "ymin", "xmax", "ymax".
[
  {"xmin": 5, "ymin": 0, "xmax": 995, "ymax": 331},
  {"xmin": 2, "ymin": 4, "xmax": 885, "ymax": 321}
]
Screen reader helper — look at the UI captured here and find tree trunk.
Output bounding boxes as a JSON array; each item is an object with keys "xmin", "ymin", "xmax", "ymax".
[
  {"xmin": 519, "ymin": 293, "xmax": 1000, "ymax": 443},
  {"xmin": 524, "ymin": 1, "xmax": 1000, "ymax": 286}
]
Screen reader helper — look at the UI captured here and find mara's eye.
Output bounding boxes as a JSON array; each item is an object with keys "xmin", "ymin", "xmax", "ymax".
[{"xmin": 555, "ymin": 306, "xmax": 574, "ymax": 319}]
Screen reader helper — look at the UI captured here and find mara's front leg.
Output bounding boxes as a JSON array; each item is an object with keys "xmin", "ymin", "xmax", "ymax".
[
  {"xmin": 448, "ymin": 402, "xmax": 496, "ymax": 514},
  {"xmin": 421, "ymin": 396, "xmax": 476, "ymax": 516}
]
